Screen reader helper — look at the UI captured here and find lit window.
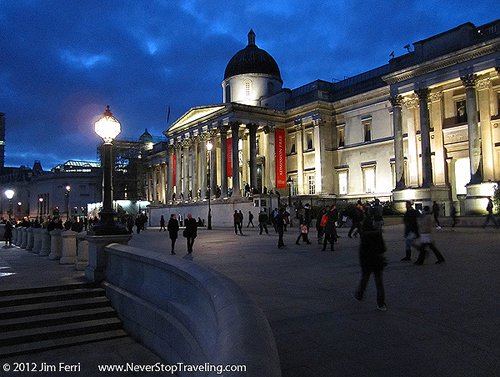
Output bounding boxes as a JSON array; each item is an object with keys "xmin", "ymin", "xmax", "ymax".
[
  {"xmin": 308, "ymin": 175, "xmax": 316, "ymax": 195},
  {"xmin": 305, "ymin": 131, "xmax": 314, "ymax": 150},
  {"xmin": 338, "ymin": 171, "xmax": 348, "ymax": 195},
  {"xmin": 338, "ymin": 127, "xmax": 345, "ymax": 147},
  {"xmin": 363, "ymin": 166, "xmax": 376, "ymax": 193},
  {"xmin": 362, "ymin": 119, "xmax": 372, "ymax": 142},
  {"xmin": 456, "ymin": 100, "xmax": 467, "ymax": 123}
]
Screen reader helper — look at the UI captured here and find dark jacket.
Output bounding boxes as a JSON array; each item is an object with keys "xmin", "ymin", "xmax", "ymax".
[
  {"xmin": 184, "ymin": 218, "xmax": 198, "ymax": 238},
  {"xmin": 167, "ymin": 218, "xmax": 179, "ymax": 239},
  {"xmin": 403, "ymin": 208, "xmax": 420, "ymax": 237},
  {"xmin": 359, "ymin": 227, "xmax": 386, "ymax": 271}
]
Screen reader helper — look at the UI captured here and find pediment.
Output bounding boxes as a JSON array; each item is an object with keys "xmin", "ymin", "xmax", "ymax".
[{"xmin": 166, "ymin": 105, "xmax": 228, "ymax": 135}]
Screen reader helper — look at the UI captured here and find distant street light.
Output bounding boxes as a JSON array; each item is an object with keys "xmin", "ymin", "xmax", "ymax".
[
  {"xmin": 92, "ymin": 105, "xmax": 127, "ymax": 235},
  {"xmin": 38, "ymin": 197, "xmax": 44, "ymax": 219},
  {"xmin": 206, "ymin": 140, "xmax": 213, "ymax": 230},
  {"xmin": 5, "ymin": 189, "xmax": 14, "ymax": 220},
  {"xmin": 286, "ymin": 177, "xmax": 293, "ymax": 208},
  {"xmin": 65, "ymin": 185, "xmax": 71, "ymax": 221}
]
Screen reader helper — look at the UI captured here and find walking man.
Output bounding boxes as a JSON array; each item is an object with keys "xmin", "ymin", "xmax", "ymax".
[
  {"xmin": 432, "ymin": 201, "xmax": 442, "ymax": 229},
  {"xmin": 482, "ymin": 197, "xmax": 499, "ymax": 228},
  {"xmin": 247, "ymin": 211, "xmax": 255, "ymax": 228},
  {"xmin": 414, "ymin": 206, "xmax": 445, "ymax": 265},
  {"xmin": 276, "ymin": 208, "xmax": 286, "ymax": 248},
  {"xmin": 401, "ymin": 201, "xmax": 420, "ymax": 261},
  {"xmin": 184, "ymin": 213, "xmax": 198, "ymax": 253},
  {"xmin": 354, "ymin": 218, "xmax": 387, "ymax": 311},
  {"xmin": 159, "ymin": 215, "xmax": 166, "ymax": 231},
  {"xmin": 167, "ymin": 214, "xmax": 179, "ymax": 255},
  {"xmin": 258, "ymin": 210, "xmax": 269, "ymax": 235}
]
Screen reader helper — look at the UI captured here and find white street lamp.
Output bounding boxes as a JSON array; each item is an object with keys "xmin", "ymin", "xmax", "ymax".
[
  {"xmin": 92, "ymin": 105, "xmax": 127, "ymax": 235},
  {"xmin": 5, "ymin": 189, "xmax": 14, "ymax": 219}
]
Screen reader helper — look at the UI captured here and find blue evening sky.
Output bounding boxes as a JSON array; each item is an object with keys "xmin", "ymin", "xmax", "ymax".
[{"xmin": 0, "ymin": 0, "xmax": 497, "ymax": 169}]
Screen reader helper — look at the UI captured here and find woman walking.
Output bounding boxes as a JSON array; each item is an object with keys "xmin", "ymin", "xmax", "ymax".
[{"xmin": 167, "ymin": 214, "xmax": 179, "ymax": 255}]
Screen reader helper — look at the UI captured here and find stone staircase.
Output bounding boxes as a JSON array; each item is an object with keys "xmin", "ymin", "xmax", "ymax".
[{"xmin": 0, "ymin": 283, "xmax": 127, "ymax": 358}]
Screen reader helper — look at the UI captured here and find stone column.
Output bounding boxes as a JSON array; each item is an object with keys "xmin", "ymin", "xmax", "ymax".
[
  {"xmin": 476, "ymin": 77, "xmax": 494, "ymax": 181},
  {"xmin": 191, "ymin": 140, "xmax": 198, "ymax": 200},
  {"xmin": 166, "ymin": 149, "xmax": 173, "ymax": 203},
  {"xmin": 209, "ymin": 129, "xmax": 218, "ymax": 196},
  {"xmin": 49, "ymin": 229, "xmax": 63, "ymax": 260},
  {"xmin": 182, "ymin": 141, "xmax": 190, "ymax": 199},
  {"xmin": 151, "ymin": 167, "xmax": 158, "ymax": 204},
  {"xmin": 404, "ymin": 96, "xmax": 420, "ymax": 187},
  {"xmin": 429, "ymin": 91, "xmax": 447, "ymax": 186},
  {"xmin": 175, "ymin": 144, "xmax": 182, "ymax": 198},
  {"xmin": 160, "ymin": 163, "xmax": 166, "ymax": 204},
  {"xmin": 75, "ymin": 231, "xmax": 89, "ymax": 271},
  {"xmin": 60, "ymin": 229, "xmax": 78, "ymax": 264},
  {"xmin": 294, "ymin": 123, "xmax": 304, "ymax": 194},
  {"xmin": 231, "ymin": 122, "xmax": 241, "ymax": 197},
  {"xmin": 219, "ymin": 125, "xmax": 229, "ymax": 196},
  {"xmin": 199, "ymin": 134, "xmax": 207, "ymax": 199},
  {"xmin": 266, "ymin": 126, "xmax": 276, "ymax": 190},
  {"xmin": 20, "ymin": 227, "xmax": 28, "ymax": 249},
  {"xmin": 390, "ymin": 95, "xmax": 405, "ymax": 190},
  {"xmin": 313, "ymin": 119, "xmax": 323, "ymax": 194},
  {"xmin": 415, "ymin": 87, "xmax": 433, "ymax": 188},
  {"xmin": 461, "ymin": 74, "xmax": 482, "ymax": 184},
  {"xmin": 247, "ymin": 123, "xmax": 258, "ymax": 192}
]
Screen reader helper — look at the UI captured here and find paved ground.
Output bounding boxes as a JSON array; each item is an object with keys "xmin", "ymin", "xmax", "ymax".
[{"xmin": 1, "ymin": 222, "xmax": 499, "ymax": 376}]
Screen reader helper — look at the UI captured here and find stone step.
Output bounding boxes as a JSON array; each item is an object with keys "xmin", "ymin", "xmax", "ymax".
[
  {"xmin": 0, "ymin": 329, "xmax": 128, "ymax": 358},
  {"xmin": 0, "ymin": 306, "xmax": 117, "ymax": 332},
  {"xmin": 0, "ymin": 317, "xmax": 123, "ymax": 346},
  {"xmin": 0, "ymin": 288, "xmax": 105, "ymax": 307},
  {"xmin": 0, "ymin": 296, "xmax": 111, "ymax": 320},
  {"xmin": 0, "ymin": 283, "xmax": 97, "ymax": 297}
]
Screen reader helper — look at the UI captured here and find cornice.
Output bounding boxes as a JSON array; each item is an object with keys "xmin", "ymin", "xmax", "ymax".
[{"xmin": 382, "ymin": 39, "xmax": 500, "ymax": 85}]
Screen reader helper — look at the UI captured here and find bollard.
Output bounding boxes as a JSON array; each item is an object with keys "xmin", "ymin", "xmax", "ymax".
[
  {"xmin": 60, "ymin": 230, "xmax": 78, "ymax": 264},
  {"xmin": 32, "ymin": 228, "xmax": 42, "ymax": 254},
  {"xmin": 85, "ymin": 234, "xmax": 132, "ymax": 283},
  {"xmin": 26, "ymin": 228, "xmax": 35, "ymax": 252},
  {"xmin": 39, "ymin": 228, "xmax": 51, "ymax": 256},
  {"xmin": 75, "ymin": 232, "xmax": 89, "ymax": 271},
  {"xmin": 48, "ymin": 229, "xmax": 63, "ymax": 260},
  {"xmin": 20, "ymin": 228, "xmax": 28, "ymax": 249},
  {"xmin": 12, "ymin": 227, "xmax": 18, "ymax": 245}
]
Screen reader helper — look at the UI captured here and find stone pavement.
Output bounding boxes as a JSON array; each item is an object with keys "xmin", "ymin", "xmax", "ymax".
[
  {"xmin": 0, "ymin": 222, "xmax": 499, "ymax": 376},
  {"xmin": 129, "ymin": 222, "xmax": 500, "ymax": 377}
]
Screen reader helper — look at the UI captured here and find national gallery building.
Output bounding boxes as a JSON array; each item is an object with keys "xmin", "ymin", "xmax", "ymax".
[{"xmin": 145, "ymin": 20, "xmax": 500, "ymax": 215}]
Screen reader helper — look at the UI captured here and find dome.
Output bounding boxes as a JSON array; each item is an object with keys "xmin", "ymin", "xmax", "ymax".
[
  {"xmin": 139, "ymin": 128, "xmax": 153, "ymax": 143},
  {"xmin": 224, "ymin": 30, "xmax": 282, "ymax": 81}
]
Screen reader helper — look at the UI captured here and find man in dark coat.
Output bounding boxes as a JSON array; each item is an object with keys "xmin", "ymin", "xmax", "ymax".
[
  {"xmin": 258, "ymin": 210, "xmax": 269, "ymax": 235},
  {"xmin": 167, "ymin": 214, "xmax": 179, "ymax": 255},
  {"xmin": 184, "ymin": 213, "xmax": 197, "ymax": 253},
  {"xmin": 354, "ymin": 218, "xmax": 387, "ymax": 311},
  {"xmin": 275, "ymin": 208, "xmax": 286, "ymax": 248},
  {"xmin": 322, "ymin": 206, "xmax": 338, "ymax": 251}
]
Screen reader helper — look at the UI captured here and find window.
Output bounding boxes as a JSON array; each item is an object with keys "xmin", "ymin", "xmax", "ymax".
[
  {"xmin": 362, "ymin": 166, "xmax": 376, "ymax": 193},
  {"xmin": 305, "ymin": 131, "xmax": 314, "ymax": 150},
  {"xmin": 308, "ymin": 175, "xmax": 316, "ymax": 195},
  {"xmin": 290, "ymin": 143, "xmax": 296, "ymax": 154},
  {"xmin": 337, "ymin": 127, "xmax": 345, "ymax": 147},
  {"xmin": 225, "ymin": 85, "xmax": 231, "ymax": 102},
  {"xmin": 245, "ymin": 81, "xmax": 251, "ymax": 97},
  {"xmin": 289, "ymin": 134, "xmax": 296, "ymax": 154},
  {"xmin": 362, "ymin": 119, "xmax": 372, "ymax": 142},
  {"xmin": 456, "ymin": 100, "xmax": 467, "ymax": 123},
  {"xmin": 338, "ymin": 171, "xmax": 348, "ymax": 195}
]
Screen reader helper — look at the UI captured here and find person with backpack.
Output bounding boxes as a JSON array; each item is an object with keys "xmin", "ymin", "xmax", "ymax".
[{"xmin": 321, "ymin": 205, "xmax": 338, "ymax": 251}]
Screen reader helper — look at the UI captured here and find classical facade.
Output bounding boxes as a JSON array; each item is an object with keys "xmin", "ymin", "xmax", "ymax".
[{"xmin": 152, "ymin": 21, "xmax": 499, "ymax": 215}]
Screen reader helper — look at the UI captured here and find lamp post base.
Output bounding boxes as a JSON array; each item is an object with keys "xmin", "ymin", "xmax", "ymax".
[{"xmin": 89, "ymin": 211, "xmax": 129, "ymax": 236}]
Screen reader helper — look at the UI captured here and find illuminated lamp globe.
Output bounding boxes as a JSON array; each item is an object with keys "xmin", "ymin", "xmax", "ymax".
[
  {"xmin": 94, "ymin": 105, "xmax": 121, "ymax": 143},
  {"xmin": 206, "ymin": 140, "xmax": 213, "ymax": 151},
  {"xmin": 5, "ymin": 189, "xmax": 14, "ymax": 200}
]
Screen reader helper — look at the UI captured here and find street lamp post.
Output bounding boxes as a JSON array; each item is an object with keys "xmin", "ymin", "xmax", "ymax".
[
  {"xmin": 92, "ymin": 105, "xmax": 127, "ymax": 235},
  {"xmin": 65, "ymin": 185, "xmax": 71, "ymax": 221},
  {"xmin": 38, "ymin": 197, "xmax": 44, "ymax": 219},
  {"xmin": 206, "ymin": 140, "xmax": 213, "ymax": 230},
  {"xmin": 5, "ymin": 189, "xmax": 14, "ymax": 220},
  {"xmin": 286, "ymin": 177, "xmax": 293, "ymax": 208}
]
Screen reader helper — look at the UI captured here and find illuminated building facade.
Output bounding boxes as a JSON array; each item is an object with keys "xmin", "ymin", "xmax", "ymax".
[{"xmin": 157, "ymin": 21, "xmax": 499, "ymax": 214}]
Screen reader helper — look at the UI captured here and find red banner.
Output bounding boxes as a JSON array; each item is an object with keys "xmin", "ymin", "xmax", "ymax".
[
  {"xmin": 226, "ymin": 138, "xmax": 233, "ymax": 177},
  {"xmin": 172, "ymin": 152, "xmax": 176, "ymax": 185},
  {"xmin": 275, "ymin": 128, "xmax": 286, "ymax": 188}
]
